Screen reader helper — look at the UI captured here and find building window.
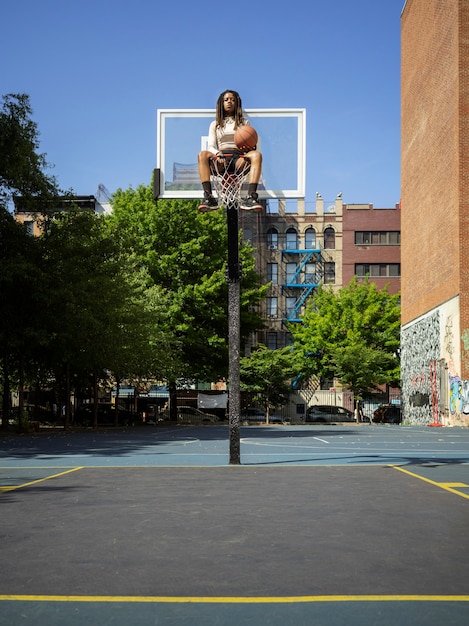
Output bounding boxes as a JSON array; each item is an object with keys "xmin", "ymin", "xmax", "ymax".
[
  {"xmin": 267, "ymin": 263, "xmax": 278, "ymax": 284},
  {"xmin": 267, "ymin": 332, "xmax": 277, "ymax": 350},
  {"xmin": 305, "ymin": 227, "xmax": 316, "ymax": 249},
  {"xmin": 324, "ymin": 227, "xmax": 335, "ymax": 249},
  {"xmin": 285, "ymin": 262, "xmax": 297, "ymax": 284},
  {"xmin": 324, "ymin": 261, "xmax": 336, "ymax": 284},
  {"xmin": 285, "ymin": 228, "xmax": 298, "ymax": 250},
  {"xmin": 267, "ymin": 297, "xmax": 278, "ymax": 318},
  {"xmin": 355, "ymin": 263, "xmax": 401, "ymax": 277},
  {"xmin": 243, "ymin": 228, "xmax": 253, "ymax": 244},
  {"xmin": 355, "ymin": 231, "xmax": 400, "ymax": 245},
  {"xmin": 285, "ymin": 332, "xmax": 293, "ymax": 346},
  {"xmin": 286, "ymin": 297, "xmax": 297, "ymax": 318},
  {"xmin": 305, "ymin": 262, "xmax": 316, "ymax": 284},
  {"xmin": 24, "ymin": 220, "xmax": 35, "ymax": 236},
  {"xmin": 267, "ymin": 228, "xmax": 278, "ymax": 250}
]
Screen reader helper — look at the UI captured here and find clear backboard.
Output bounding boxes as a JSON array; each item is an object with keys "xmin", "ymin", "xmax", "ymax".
[{"xmin": 156, "ymin": 109, "xmax": 306, "ymax": 199}]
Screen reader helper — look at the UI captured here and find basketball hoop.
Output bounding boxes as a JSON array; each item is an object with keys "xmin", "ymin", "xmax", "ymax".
[{"xmin": 210, "ymin": 154, "xmax": 250, "ymax": 208}]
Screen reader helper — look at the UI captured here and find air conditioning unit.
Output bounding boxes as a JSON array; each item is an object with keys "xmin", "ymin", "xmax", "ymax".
[{"xmin": 268, "ymin": 245, "xmax": 277, "ymax": 250}]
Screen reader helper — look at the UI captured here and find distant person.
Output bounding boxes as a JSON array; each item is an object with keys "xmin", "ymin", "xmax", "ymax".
[{"xmin": 198, "ymin": 89, "xmax": 263, "ymax": 212}]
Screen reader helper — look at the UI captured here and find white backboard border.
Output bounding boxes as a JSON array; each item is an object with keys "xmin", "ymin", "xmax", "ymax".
[{"xmin": 156, "ymin": 108, "xmax": 306, "ymax": 200}]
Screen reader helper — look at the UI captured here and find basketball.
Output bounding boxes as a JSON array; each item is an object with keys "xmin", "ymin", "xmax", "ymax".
[{"xmin": 234, "ymin": 125, "xmax": 258, "ymax": 151}]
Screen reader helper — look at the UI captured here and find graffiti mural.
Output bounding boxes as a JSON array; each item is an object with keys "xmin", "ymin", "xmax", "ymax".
[
  {"xmin": 449, "ymin": 376, "xmax": 469, "ymax": 415},
  {"xmin": 401, "ymin": 311, "xmax": 440, "ymax": 424}
]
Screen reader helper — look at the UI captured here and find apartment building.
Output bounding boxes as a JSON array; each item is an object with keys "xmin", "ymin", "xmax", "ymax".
[
  {"xmin": 401, "ymin": 0, "xmax": 469, "ymax": 426},
  {"xmin": 343, "ymin": 203, "xmax": 401, "ymax": 295},
  {"xmin": 13, "ymin": 194, "xmax": 112, "ymax": 236},
  {"xmin": 243, "ymin": 194, "xmax": 400, "ymax": 351}
]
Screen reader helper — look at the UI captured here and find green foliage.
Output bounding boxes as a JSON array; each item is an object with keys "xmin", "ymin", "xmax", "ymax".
[
  {"xmin": 0, "ymin": 95, "xmax": 268, "ymax": 419},
  {"xmin": 240, "ymin": 345, "xmax": 300, "ymax": 420},
  {"xmin": 108, "ymin": 185, "xmax": 267, "ymax": 383},
  {"xmin": 0, "ymin": 94, "xmax": 59, "ymax": 212},
  {"xmin": 291, "ymin": 277, "xmax": 400, "ymax": 396},
  {"xmin": 0, "ymin": 208, "xmax": 44, "ymax": 426},
  {"xmin": 39, "ymin": 210, "xmax": 167, "ymax": 380}
]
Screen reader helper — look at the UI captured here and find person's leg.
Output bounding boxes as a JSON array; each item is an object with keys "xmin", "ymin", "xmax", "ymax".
[
  {"xmin": 197, "ymin": 151, "xmax": 219, "ymax": 212},
  {"xmin": 246, "ymin": 150, "xmax": 262, "ymax": 185},
  {"xmin": 198, "ymin": 150, "xmax": 214, "ymax": 192},
  {"xmin": 239, "ymin": 150, "xmax": 263, "ymax": 211}
]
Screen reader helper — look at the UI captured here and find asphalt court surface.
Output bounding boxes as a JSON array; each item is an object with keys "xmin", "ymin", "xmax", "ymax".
[{"xmin": 1, "ymin": 424, "xmax": 469, "ymax": 625}]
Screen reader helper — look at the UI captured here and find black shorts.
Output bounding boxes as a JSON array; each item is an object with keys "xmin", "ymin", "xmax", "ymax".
[{"xmin": 211, "ymin": 150, "xmax": 250, "ymax": 174}]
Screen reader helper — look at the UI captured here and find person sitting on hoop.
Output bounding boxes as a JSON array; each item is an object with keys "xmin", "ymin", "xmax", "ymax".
[{"xmin": 198, "ymin": 89, "xmax": 263, "ymax": 212}]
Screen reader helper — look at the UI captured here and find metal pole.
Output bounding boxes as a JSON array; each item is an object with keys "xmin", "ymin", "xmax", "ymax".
[{"xmin": 226, "ymin": 204, "xmax": 241, "ymax": 464}]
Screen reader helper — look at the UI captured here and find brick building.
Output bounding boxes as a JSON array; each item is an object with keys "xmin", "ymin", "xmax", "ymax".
[
  {"xmin": 14, "ymin": 194, "xmax": 112, "ymax": 236},
  {"xmin": 342, "ymin": 203, "xmax": 401, "ymax": 295},
  {"xmin": 246, "ymin": 194, "xmax": 400, "ymax": 348},
  {"xmin": 400, "ymin": 0, "xmax": 469, "ymax": 425}
]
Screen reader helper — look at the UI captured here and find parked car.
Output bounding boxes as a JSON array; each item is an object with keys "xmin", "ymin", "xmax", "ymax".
[
  {"xmin": 239, "ymin": 407, "xmax": 284, "ymax": 424},
  {"xmin": 74, "ymin": 404, "xmax": 135, "ymax": 427},
  {"xmin": 373, "ymin": 404, "xmax": 402, "ymax": 424},
  {"xmin": 176, "ymin": 406, "xmax": 220, "ymax": 424},
  {"xmin": 305, "ymin": 405, "xmax": 355, "ymax": 423}
]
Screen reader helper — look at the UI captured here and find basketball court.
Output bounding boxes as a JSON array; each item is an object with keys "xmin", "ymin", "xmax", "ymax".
[
  {"xmin": 1, "ymin": 424, "xmax": 469, "ymax": 625},
  {"xmin": 2, "ymin": 100, "xmax": 466, "ymax": 624}
]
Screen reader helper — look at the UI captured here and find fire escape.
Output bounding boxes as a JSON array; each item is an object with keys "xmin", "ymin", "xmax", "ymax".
[{"xmin": 281, "ymin": 241, "xmax": 324, "ymax": 324}]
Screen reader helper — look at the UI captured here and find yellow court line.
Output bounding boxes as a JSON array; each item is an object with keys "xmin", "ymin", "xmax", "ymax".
[
  {"xmin": 0, "ymin": 595, "xmax": 469, "ymax": 604},
  {"xmin": 0, "ymin": 467, "xmax": 83, "ymax": 494},
  {"xmin": 440, "ymin": 482, "xmax": 469, "ymax": 488},
  {"xmin": 390, "ymin": 465, "xmax": 469, "ymax": 500}
]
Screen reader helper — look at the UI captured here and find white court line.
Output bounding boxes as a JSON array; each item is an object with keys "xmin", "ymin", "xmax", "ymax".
[
  {"xmin": 154, "ymin": 437, "xmax": 200, "ymax": 446},
  {"xmin": 239, "ymin": 438, "xmax": 469, "ymax": 455}
]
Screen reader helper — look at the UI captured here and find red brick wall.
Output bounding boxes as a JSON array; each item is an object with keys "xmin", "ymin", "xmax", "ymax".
[
  {"xmin": 342, "ymin": 205, "xmax": 401, "ymax": 294},
  {"xmin": 401, "ymin": 0, "xmax": 461, "ymax": 324},
  {"xmin": 459, "ymin": 0, "xmax": 469, "ymax": 376}
]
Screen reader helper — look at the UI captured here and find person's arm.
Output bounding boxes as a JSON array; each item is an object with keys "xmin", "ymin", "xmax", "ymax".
[{"xmin": 207, "ymin": 121, "xmax": 218, "ymax": 155}]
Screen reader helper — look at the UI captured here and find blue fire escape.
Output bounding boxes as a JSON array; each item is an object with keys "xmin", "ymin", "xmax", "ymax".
[{"xmin": 281, "ymin": 245, "xmax": 324, "ymax": 323}]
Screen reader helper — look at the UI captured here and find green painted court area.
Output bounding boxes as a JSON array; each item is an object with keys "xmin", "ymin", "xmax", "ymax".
[{"xmin": 1, "ymin": 425, "xmax": 469, "ymax": 625}]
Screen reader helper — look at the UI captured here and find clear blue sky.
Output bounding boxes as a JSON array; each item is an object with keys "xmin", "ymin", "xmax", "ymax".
[{"xmin": 2, "ymin": 0, "xmax": 404, "ymax": 208}]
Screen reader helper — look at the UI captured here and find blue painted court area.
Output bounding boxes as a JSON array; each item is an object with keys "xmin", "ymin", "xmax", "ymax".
[
  {"xmin": 0, "ymin": 597, "xmax": 468, "ymax": 626},
  {"xmin": 1, "ymin": 424, "xmax": 469, "ymax": 625},
  {"xmin": 2, "ymin": 423, "xmax": 469, "ymax": 467}
]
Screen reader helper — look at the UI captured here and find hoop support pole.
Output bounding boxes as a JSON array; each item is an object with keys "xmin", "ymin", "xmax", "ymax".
[{"xmin": 227, "ymin": 203, "xmax": 241, "ymax": 464}]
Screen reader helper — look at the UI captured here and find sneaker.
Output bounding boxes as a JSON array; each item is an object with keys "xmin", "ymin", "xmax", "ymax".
[
  {"xmin": 240, "ymin": 195, "xmax": 263, "ymax": 211},
  {"xmin": 198, "ymin": 195, "xmax": 219, "ymax": 212}
]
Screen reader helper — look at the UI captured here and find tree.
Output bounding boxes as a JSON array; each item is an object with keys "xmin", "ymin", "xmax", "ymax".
[
  {"xmin": 0, "ymin": 209, "xmax": 44, "ymax": 429},
  {"xmin": 291, "ymin": 278, "xmax": 400, "ymax": 398},
  {"xmin": 108, "ymin": 185, "xmax": 268, "ymax": 398},
  {"xmin": 39, "ymin": 210, "xmax": 169, "ymax": 428},
  {"xmin": 0, "ymin": 93, "xmax": 62, "ymax": 429},
  {"xmin": 240, "ymin": 345, "xmax": 300, "ymax": 424},
  {"xmin": 0, "ymin": 94, "xmax": 59, "ymax": 212}
]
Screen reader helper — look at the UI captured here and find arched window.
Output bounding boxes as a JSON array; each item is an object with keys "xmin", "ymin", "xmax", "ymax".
[
  {"xmin": 286, "ymin": 228, "xmax": 298, "ymax": 250},
  {"xmin": 305, "ymin": 227, "xmax": 316, "ymax": 249},
  {"xmin": 324, "ymin": 227, "xmax": 335, "ymax": 249},
  {"xmin": 267, "ymin": 228, "xmax": 278, "ymax": 250}
]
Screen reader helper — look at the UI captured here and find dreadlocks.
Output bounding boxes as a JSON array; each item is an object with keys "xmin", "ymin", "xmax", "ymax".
[{"xmin": 215, "ymin": 90, "xmax": 245, "ymax": 129}]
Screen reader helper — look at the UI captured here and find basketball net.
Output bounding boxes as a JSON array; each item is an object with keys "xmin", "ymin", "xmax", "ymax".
[{"xmin": 210, "ymin": 154, "xmax": 250, "ymax": 208}]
